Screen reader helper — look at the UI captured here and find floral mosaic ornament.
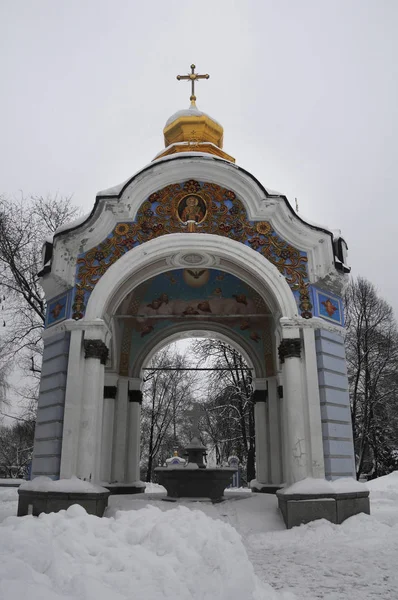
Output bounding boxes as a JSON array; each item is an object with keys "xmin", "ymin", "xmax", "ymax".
[{"xmin": 73, "ymin": 180, "xmax": 312, "ymax": 319}]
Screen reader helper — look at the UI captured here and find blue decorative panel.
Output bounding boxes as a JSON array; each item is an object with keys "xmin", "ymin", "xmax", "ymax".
[
  {"xmin": 312, "ymin": 287, "xmax": 344, "ymax": 326},
  {"xmin": 45, "ymin": 290, "xmax": 72, "ymax": 328}
]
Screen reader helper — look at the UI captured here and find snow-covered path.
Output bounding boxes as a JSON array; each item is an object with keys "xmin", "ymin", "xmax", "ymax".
[
  {"xmin": 247, "ymin": 511, "xmax": 398, "ymax": 600},
  {"xmin": 245, "ymin": 479, "xmax": 398, "ymax": 600},
  {"xmin": 1, "ymin": 474, "xmax": 398, "ymax": 599},
  {"xmin": 107, "ymin": 483, "xmax": 398, "ymax": 600}
]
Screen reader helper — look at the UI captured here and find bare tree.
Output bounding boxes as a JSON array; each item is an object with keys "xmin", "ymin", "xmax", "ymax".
[
  {"xmin": 191, "ymin": 339, "xmax": 255, "ymax": 483},
  {"xmin": 344, "ymin": 276, "xmax": 398, "ymax": 479},
  {"xmin": 0, "ymin": 194, "xmax": 79, "ymax": 385},
  {"xmin": 141, "ymin": 345, "xmax": 199, "ymax": 481},
  {"xmin": 0, "ymin": 418, "xmax": 35, "ymax": 478},
  {"xmin": 0, "ymin": 363, "xmax": 10, "ymax": 425}
]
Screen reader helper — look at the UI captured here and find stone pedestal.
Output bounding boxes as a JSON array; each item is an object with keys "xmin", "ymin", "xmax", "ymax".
[
  {"xmin": 277, "ymin": 489, "xmax": 370, "ymax": 529},
  {"xmin": 17, "ymin": 488, "xmax": 110, "ymax": 517}
]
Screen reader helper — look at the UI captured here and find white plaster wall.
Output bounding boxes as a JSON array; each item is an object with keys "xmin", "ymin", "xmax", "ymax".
[
  {"xmin": 32, "ymin": 332, "xmax": 71, "ymax": 479},
  {"xmin": 315, "ymin": 329, "xmax": 356, "ymax": 479}
]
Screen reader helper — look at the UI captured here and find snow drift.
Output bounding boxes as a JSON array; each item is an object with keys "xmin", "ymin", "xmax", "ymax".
[{"xmin": 0, "ymin": 503, "xmax": 293, "ymax": 600}]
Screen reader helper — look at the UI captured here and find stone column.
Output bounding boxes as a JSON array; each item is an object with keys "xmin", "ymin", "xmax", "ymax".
[
  {"xmin": 253, "ymin": 378, "xmax": 268, "ymax": 485},
  {"xmin": 59, "ymin": 328, "xmax": 84, "ymax": 479},
  {"xmin": 302, "ymin": 327, "xmax": 325, "ymax": 479},
  {"xmin": 100, "ymin": 375, "xmax": 118, "ymax": 483},
  {"xmin": 126, "ymin": 378, "xmax": 142, "ymax": 484},
  {"xmin": 279, "ymin": 331, "xmax": 310, "ymax": 484},
  {"xmin": 76, "ymin": 339, "xmax": 108, "ymax": 481},
  {"xmin": 111, "ymin": 377, "xmax": 129, "ymax": 482},
  {"xmin": 267, "ymin": 376, "xmax": 283, "ymax": 484}
]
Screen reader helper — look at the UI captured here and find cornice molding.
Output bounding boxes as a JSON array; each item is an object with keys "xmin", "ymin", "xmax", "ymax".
[{"xmin": 280, "ymin": 316, "xmax": 345, "ymax": 337}]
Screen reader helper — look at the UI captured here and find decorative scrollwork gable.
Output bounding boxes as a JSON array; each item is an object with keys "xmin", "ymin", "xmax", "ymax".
[{"xmin": 72, "ymin": 180, "xmax": 312, "ymax": 320}]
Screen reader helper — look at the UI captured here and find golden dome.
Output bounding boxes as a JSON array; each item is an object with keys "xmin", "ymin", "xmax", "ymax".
[{"xmin": 153, "ymin": 102, "xmax": 235, "ymax": 163}]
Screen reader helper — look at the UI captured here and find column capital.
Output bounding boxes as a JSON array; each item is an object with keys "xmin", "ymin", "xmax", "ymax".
[
  {"xmin": 278, "ymin": 338, "xmax": 301, "ymax": 363},
  {"xmin": 253, "ymin": 389, "xmax": 268, "ymax": 403},
  {"xmin": 84, "ymin": 339, "xmax": 109, "ymax": 364},
  {"xmin": 128, "ymin": 389, "xmax": 143, "ymax": 404},
  {"xmin": 104, "ymin": 385, "xmax": 117, "ymax": 399}
]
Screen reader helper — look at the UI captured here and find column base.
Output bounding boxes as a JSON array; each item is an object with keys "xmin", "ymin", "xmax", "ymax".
[
  {"xmin": 104, "ymin": 481, "xmax": 146, "ymax": 495},
  {"xmin": 250, "ymin": 479, "xmax": 282, "ymax": 494},
  {"xmin": 277, "ymin": 489, "xmax": 370, "ymax": 529}
]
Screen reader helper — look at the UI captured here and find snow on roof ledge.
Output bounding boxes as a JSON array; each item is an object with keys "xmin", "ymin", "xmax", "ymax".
[
  {"xmin": 54, "ymin": 154, "xmax": 338, "ymax": 242},
  {"xmin": 54, "ymin": 212, "xmax": 90, "ymax": 236},
  {"xmin": 95, "ymin": 153, "xmax": 228, "ymax": 197},
  {"xmin": 97, "ymin": 153, "xmax": 284, "ymax": 198},
  {"xmin": 165, "ymin": 104, "xmax": 222, "ymax": 128},
  {"xmin": 295, "ymin": 212, "xmax": 344, "ymax": 240},
  {"xmin": 279, "ymin": 477, "xmax": 368, "ymax": 495}
]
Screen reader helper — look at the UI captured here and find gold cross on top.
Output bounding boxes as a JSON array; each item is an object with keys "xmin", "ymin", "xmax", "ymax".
[{"xmin": 176, "ymin": 64, "xmax": 210, "ymax": 105}]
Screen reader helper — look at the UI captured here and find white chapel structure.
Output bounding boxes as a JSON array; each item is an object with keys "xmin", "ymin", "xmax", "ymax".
[{"xmin": 32, "ymin": 66, "xmax": 358, "ymax": 508}]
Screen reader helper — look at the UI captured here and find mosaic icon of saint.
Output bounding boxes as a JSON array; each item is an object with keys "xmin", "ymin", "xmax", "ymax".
[{"xmin": 179, "ymin": 195, "xmax": 206, "ymax": 223}]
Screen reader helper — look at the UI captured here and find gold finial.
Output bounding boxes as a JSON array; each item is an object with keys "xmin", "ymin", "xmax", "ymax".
[{"xmin": 176, "ymin": 64, "xmax": 210, "ymax": 106}]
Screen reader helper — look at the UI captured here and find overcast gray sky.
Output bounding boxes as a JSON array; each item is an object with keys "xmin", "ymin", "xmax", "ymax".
[{"xmin": 1, "ymin": 0, "xmax": 398, "ymax": 315}]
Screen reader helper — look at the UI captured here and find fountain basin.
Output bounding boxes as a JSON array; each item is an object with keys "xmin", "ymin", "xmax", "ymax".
[{"xmin": 155, "ymin": 466, "xmax": 236, "ymax": 501}]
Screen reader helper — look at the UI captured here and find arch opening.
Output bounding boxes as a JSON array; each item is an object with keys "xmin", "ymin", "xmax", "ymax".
[
  {"xmin": 139, "ymin": 335, "xmax": 257, "ymax": 487},
  {"xmin": 88, "ymin": 235, "xmax": 290, "ymax": 491}
]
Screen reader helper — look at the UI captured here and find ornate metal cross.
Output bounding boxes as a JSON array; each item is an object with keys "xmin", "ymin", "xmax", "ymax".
[{"xmin": 177, "ymin": 64, "xmax": 210, "ymax": 104}]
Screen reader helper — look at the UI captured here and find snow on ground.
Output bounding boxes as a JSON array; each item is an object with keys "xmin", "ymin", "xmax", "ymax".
[
  {"xmin": 107, "ymin": 491, "xmax": 284, "ymax": 539},
  {"xmin": 0, "ymin": 500, "xmax": 289, "ymax": 600},
  {"xmin": 245, "ymin": 474, "xmax": 398, "ymax": 600},
  {"xmin": 0, "ymin": 473, "xmax": 398, "ymax": 599},
  {"xmin": 144, "ymin": 482, "xmax": 167, "ymax": 494},
  {"xmin": 247, "ymin": 510, "xmax": 398, "ymax": 600},
  {"xmin": 0, "ymin": 487, "xmax": 19, "ymax": 523}
]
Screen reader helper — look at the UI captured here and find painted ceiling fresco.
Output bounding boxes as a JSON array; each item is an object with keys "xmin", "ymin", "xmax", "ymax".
[
  {"xmin": 71, "ymin": 179, "xmax": 311, "ymax": 321},
  {"xmin": 116, "ymin": 268, "xmax": 275, "ymax": 377}
]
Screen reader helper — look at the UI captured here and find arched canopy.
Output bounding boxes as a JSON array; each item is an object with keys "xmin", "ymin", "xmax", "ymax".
[{"xmin": 84, "ymin": 233, "xmax": 298, "ymax": 322}]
